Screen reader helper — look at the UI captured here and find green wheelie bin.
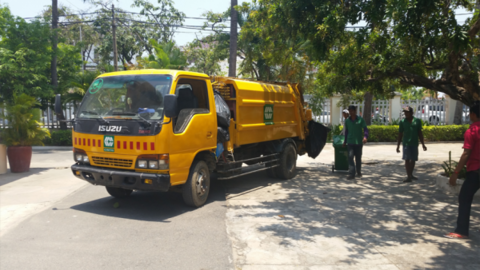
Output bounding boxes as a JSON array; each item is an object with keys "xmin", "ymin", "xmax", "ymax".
[{"xmin": 332, "ymin": 135, "xmax": 349, "ymax": 172}]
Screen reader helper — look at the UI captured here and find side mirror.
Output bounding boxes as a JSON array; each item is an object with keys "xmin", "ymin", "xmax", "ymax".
[
  {"xmin": 164, "ymin": 94, "xmax": 178, "ymax": 118},
  {"xmin": 54, "ymin": 94, "xmax": 62, "ymax": 114}
]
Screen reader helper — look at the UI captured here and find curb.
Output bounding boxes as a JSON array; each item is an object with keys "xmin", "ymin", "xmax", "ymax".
[
  {"xmin": 364, "ymin": 141, "xmax": 463, "ymax": 145},
  {"xmin": 32, "ymin": 146, "xmax": 72, "ymax": 151}
]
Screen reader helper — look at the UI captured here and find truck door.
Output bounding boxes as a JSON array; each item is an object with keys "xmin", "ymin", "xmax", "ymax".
[{"xmin": 169, "ymin": 77, "xmax": 217, "ymax": 185}]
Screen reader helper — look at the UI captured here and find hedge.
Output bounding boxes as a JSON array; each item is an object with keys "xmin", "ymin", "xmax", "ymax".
[
  {"xmin": 3, "ymin": 124, "xmax": 470, "ymax": 146},
  {"xmin": 335, "ymin": 124, "xmax": 469, "ymax": 142},
  {"xmin": 43, "ymin": 130, "xmax": 73, "ymax": 146}
]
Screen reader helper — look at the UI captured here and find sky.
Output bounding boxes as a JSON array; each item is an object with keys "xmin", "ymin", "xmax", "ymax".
[{"xmin": 0, "ymin": 0, "xmax": 251, "ymax": 46}]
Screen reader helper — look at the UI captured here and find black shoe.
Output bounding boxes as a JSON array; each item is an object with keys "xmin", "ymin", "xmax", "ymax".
[
  {"xmin": 357, "ymin": 173, "xmax": 362, "ymax": 178},
  {"xmin": 403, "ymin": 177, "xmax": 412, "ymax": 183},
  {"xmin": 411, "ymin": 175, "xmax": 418, "ymax": 180},
  {"xmin": 347, "ymin": 175, "xmax": 355, "ymax": 180}
]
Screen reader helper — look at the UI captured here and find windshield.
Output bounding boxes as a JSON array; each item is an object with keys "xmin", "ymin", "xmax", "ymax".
[{"xmin": 77, "ymin": 75, "xmax": 172, "ymax": 120}]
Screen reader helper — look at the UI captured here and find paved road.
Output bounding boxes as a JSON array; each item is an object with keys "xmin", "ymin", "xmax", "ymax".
[
  {"xmin": 0, "ymin": 150, "xmax": 233, "ymax": 270},
  {"xmin": 1, "ymin": 143, "xmax": 477, "ymax": 270}
]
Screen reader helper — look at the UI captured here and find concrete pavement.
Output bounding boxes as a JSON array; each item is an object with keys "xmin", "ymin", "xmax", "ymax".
[
  {"xmin": 1, "ymin": 143, "xmax": 479, "ymax": 270},
  {"xmin": 0, "ymin": 150, "xmax": 86, "ymax": 237},
  {"xmin": 224, "ymin": 143, "xmax": 480, "ymax": 270},
  {"xmin": 0, "ymin": 149, "xmax": 233, "ymax": 270}
]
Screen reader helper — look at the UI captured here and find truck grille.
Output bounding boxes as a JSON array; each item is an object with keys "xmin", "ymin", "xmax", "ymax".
[{"xmin": 92, "ymin": 157, "xmax": 133, "ymax": 168}]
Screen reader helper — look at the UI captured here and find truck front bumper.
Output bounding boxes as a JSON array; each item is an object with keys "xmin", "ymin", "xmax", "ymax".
[{"xmin": 71, "ymin": 164, "xmax": 171, "ymax": 192}]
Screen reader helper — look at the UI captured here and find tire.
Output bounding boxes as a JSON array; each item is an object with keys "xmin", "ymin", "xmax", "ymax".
[
  {"xmin": 429, "ymin": 116, "xmax": 439, "ymax": 125},
  {"xmin": 183, "ymin": 160, "xmax": 211, "ymax": 207},
  {"xmin": 274, "ymin": 143, "xmax": 297, "ymax": 180},
  {"xmin": 106, "ymin": 187, "xmax": 133, "ymax": 198}
]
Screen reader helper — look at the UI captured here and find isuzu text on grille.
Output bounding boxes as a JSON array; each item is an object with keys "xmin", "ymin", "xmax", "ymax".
[{"xmin": 98, "ymin": 126, "xmax": 122, "ymax": 132}]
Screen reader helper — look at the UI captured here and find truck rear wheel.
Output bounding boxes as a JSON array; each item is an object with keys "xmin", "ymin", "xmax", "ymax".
[
  {"xmin": 274, "ymin": 143, "xmax": 297, "ymax": 179},
  {"xmin": 106, "ymin": 187, "xmax": 133, "ymax": 198},
  {"xmin": 183, "ymin": 160, "xmax": 211, "ymax": 207}
]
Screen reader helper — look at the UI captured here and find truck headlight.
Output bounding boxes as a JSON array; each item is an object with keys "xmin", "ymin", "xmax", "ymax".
[
  {"xmin": 148, "ymin": 161, "xmax": 159, "ymax": 169},
  {"xmin": 136, "ymin": 154, "xmax": 169, "ymax": 170},
  {"xmin": 137, "ymin": 160, "xmax": 148, "ymax": 168},
  {"xmin": 75, "ymin": 153, "xmax": 83, "ymax": 162},
  {"xmin": 73, "ymin": 148, "xmax": 89, "ymax": 164}
]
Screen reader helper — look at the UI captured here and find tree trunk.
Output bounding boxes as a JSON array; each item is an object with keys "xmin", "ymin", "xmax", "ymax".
[
  {"xmin": 228, "ymin": 0, "xmax": 238, "ymax": 77},
  {"xmin": 363, "ymin": 92, "xmax": 373, "ymax": 125},
  {"xmin": 51, "ymin": 0, "xmax": 67, "ymax": 130},
  {"xmin": 453, "ymin": 100, "xmax": 464, "ymax": 125}
]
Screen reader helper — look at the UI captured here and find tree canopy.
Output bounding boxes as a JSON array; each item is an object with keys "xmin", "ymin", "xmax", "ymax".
[{"xmin": 243, "ymin": 0, "xmax": 480, "ymax": 106}]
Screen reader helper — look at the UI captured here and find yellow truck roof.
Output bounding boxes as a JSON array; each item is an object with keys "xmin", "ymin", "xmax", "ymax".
[{"xmin": 98, "ymin": 69, "xmax": 210, "ymax": 79}]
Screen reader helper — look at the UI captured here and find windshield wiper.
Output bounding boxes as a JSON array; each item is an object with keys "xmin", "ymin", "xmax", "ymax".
[
  {"xmin": 79, "ymin": 111, "xmax": 109, "ymax": 124},
  {"xmin": 112, "ymin": 112, "xmax": 151, "ymax": 127}
]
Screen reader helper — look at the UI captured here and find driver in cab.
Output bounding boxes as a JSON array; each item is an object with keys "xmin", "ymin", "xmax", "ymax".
[{"xmin": 125, "ymin": 81, "xmax": 163, "ymax": 113}]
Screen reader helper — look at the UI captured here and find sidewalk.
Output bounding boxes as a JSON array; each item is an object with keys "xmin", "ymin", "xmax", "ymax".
[{"xmin": 224, "ymin": 143, "xmax": 480, "ymax": 269}]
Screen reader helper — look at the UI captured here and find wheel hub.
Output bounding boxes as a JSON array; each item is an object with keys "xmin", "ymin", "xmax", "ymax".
[{"xmin": 195, "ymin": 172, "xmax": 207, "ymax": 195}]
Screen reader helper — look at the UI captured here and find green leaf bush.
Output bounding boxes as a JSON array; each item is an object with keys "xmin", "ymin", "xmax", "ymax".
[
  {"xmin": 43, "ymin": 130, "xmax": 73, "ymax": 146},
  {"xmin": 1, "ymin": 94, "xmax": 51, "ymax": 146},
  {"xmin": 333, "ymin": 125, "xmax": 469, "ymax": 142}
]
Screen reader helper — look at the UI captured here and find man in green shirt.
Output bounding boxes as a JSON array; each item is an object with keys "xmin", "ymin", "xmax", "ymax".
[
  {"xmin": 396, "ymin": 106, "xmax": 427, "ymax": 182},
  {"xmin": 342, "ymin": 105, "xmax": 369, "ymax": 180}
]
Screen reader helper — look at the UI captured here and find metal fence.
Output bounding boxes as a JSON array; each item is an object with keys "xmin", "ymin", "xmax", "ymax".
[
  {"xmin": 340, "ymin": 99, "xmax": 390, "ymax": 125},
  {"xmin": 401, "ymin": 98, "xmax": 447, "ymax": 125},
  {"xmin": 0, "ymin": 102, "xmax": 77, "ymax": 129},
  {"xmin": 462, "ymin": 105, "xmax": 470, "ymax": 124},
  {"xmin": 312, "ymin": 100, "xmax": 331, "ymax": 124}
]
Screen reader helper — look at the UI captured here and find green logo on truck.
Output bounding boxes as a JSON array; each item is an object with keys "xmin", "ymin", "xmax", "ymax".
[
  {"xmin": 104, "ymin": 135, "xmax": 115, "ymax": 152},
  {"xmin": 264, "ymin": 104, "xmax": 274, "ymax": 125}
]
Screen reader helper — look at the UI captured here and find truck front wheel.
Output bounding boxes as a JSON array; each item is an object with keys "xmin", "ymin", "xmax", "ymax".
[
  {"xmin": 274, "ymin": 143, "xmax": 297, "ymax": 180},
  {"xmin": 106, "ymin": 187, "xmax": 133, "ymax": 198},
  {"xmin": 183, "ymin": 160, "xmax": 211, "ymax": 207}
]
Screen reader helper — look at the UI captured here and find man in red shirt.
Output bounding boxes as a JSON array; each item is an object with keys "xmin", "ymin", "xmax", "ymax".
[{"xmin": 445, "ymin": 101, "xmax": 480, "ymax": 239}]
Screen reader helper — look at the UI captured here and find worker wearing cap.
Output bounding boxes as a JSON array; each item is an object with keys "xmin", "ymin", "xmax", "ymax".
[
  {"xmin": 340, "ymin": 109, "xmax": 349, "ymax": 136},
  {"xmin": 342, "ymin": 105, "xmax": 368, "ymax": 180},
  {"xmin": 396, "ymin": 106, "xmax": 427, "ymax": 183}
]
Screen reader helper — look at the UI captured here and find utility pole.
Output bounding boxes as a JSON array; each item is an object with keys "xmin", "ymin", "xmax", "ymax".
[
  {"xmin": 228, "ymin": 0, "xmax": 238, "ymax": 77},
  {"xmin": 51, "ymin": 0, "xmax": 58, "ymax": 88},
  {"xmin": 51, "ymin": 0, "xmax": 67, "ymax": 129},
  {"xmin": 80, "ymin": 14, "xmax": 85, "ymax": 71},
  {"xmin": 112, "ymin": 4, "xmax": 118, "ymax": 71}
]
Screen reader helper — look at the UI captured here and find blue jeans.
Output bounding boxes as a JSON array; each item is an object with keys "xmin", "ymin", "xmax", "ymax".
[{"xmin": 348, "ymin": 144, "xmax": 363, "ymax": 177}]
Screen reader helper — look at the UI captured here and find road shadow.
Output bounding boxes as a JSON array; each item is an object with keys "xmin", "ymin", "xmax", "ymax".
[
  {"xmin": 223, "ymin": 162, "xmax": 480, "ymax": 268},
  {"xmin": 70, "ymin": 178, "xmax": 226, "ymax": 222},
  {"xmin": 0, "ymin": 168, "xmax": 50, "ymax": 187}
]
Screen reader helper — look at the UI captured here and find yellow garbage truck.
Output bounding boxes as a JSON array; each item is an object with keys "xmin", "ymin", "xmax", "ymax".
[{"xmin": 56, "ymin": 70, "xmax": 328, "ymax": 207}]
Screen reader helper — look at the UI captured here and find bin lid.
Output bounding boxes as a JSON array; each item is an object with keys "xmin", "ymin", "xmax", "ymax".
[{"xmin": 332, "ymin": 135, "xmax": 345, "ymax": 146}]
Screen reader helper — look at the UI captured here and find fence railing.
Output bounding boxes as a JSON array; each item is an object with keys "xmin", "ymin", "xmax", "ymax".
[
  {"xmin": 339, "ymin": 99, "xmax": 391, "ymax": 125},
  {"xmin": 401, "ymin": 98, "xmax": 447, "ymax": 125},
  {"xmin": 0, "ymin": 102, "xmax": 77, "ymax": 129},
  {"xmin": 462, "ymin": 105, "xmax": 470, "ymax": 124}
]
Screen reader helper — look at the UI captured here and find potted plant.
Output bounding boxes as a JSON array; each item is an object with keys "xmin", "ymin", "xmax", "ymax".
[
  {"xmin": 0, "ymin": 129, "xmax": 6, "ymax": 174},
  {"xmin": 437, "ymin": 151, "xmax": 480, "ymax": 197},
  {"xmin": 1, "ymin": 94, "xmax": 50, "ymax": 173}
]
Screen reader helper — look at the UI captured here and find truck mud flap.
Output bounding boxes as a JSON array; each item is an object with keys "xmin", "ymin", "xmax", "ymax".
[{"xmin": 306, "ymin": 121, "xmax": 331, "ymax": 159}]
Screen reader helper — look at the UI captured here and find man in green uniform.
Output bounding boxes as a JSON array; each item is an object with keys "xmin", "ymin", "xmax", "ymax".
[
  {"xmin": 343, "ymin": 105, "xmax": 369, "ymax": 180},
  {"xmin": 396, "ymin": 106, "xmax": 427, "ymax": 182}
]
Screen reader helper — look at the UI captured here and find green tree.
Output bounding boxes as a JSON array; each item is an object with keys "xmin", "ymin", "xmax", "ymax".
[
  {"xmin": 184, "ymin": 37, "xmax": 229, "ymax": 75},
  {"xmin": 0, "ymin": 6, "xmax": 52, "ymax": 103},
  {"xmin": 249, "ymin": 0, "xmax": 480, "ymax": 106},
  {"xmin": 137, "ymin": 40, "xmax": 187, "ymax": 70},
  {"xmin": 236, "ymin": 3, "xmax": 318, "ymax": 96},
  {"xmin": 132, "ymin": 0, "xmax": 186, "ymax": 43}
]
